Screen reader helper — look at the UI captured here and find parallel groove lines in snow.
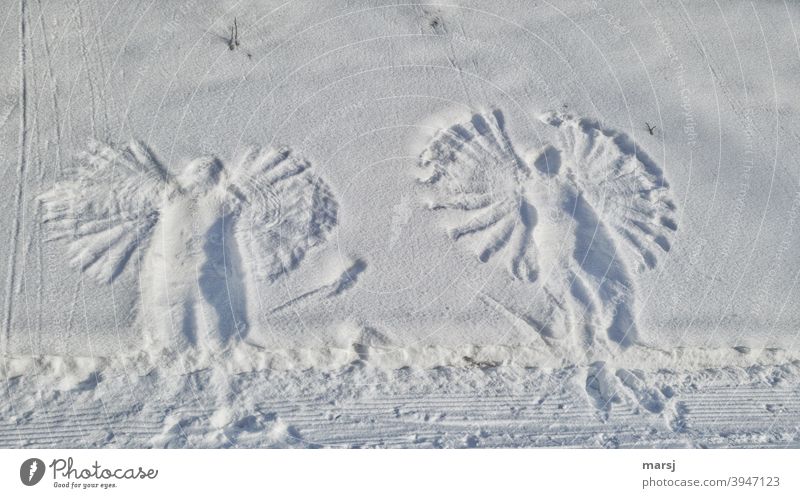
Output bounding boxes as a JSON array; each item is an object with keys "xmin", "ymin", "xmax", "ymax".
[
  {"xmin": 2, "ymin": 385, "xmax": 798, "ymax": 447},
  {"xmin": 3, "ymin": 0, "xmax": 27, "ymax": 352},
  {"xmin": 2, "ymin": 364, "xmax": 799, "ymax": 447}
]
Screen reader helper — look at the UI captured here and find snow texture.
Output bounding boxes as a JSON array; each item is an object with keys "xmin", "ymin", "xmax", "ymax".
[{"xmin": 2, "ymin": 0, "xmax": 800, "ymax": 447}]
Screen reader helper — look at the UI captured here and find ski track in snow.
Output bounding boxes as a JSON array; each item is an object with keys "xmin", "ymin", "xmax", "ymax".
[
  {"xmin": 1, "ymin": 359, "xmax": 799, "ymax": 448},
  {"xmin": 3, "ymin": 0, "xmax": 28, "ymax": 356}
]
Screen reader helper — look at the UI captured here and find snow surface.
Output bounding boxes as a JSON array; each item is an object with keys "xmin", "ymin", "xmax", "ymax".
[{"xmin": 1, "ymin": 0, "xmax": 800, "ymax": 447}]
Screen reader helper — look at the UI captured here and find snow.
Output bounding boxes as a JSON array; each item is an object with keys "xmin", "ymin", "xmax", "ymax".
[{"xmin": 1, "ymin": 0, "xmax": 800, "ymax": 447}]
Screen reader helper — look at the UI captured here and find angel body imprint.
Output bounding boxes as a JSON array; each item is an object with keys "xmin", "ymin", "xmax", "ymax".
[
  {"xmin": 419, "ymin": 110, "xmax": 677, "ymax": 354},
  {"xmin": 40, "ymin": 142, "xmax": 336, "ymax": 352}
]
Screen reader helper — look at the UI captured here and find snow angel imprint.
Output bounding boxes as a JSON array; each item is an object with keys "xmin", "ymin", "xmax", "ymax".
[{"xmin": 39, "ymin": 140, "xmax": 337, "ymax": 351}]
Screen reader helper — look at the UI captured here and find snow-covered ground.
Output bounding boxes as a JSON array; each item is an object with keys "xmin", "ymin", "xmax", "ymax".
[{"xmin": 1, "ymin": 0, "xmax": 800, "ymax": 447}]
